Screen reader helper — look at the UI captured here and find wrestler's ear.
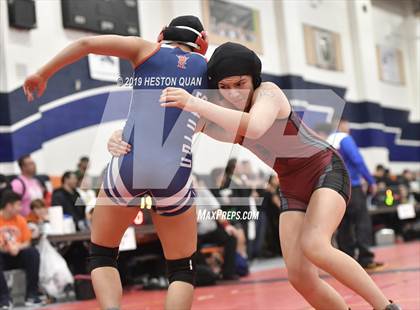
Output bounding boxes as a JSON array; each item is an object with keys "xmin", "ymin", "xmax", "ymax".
[
  {"xmin": 202, "ymin": 31, "xmax": 209, "ymax": 44},
  {"xmin": 196, "ymin": 31, "xmax": 208, "ymax": 55}
]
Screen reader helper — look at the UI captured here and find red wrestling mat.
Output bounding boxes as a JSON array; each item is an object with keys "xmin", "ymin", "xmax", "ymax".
[{"xmin": 45, "ymin": 241, "xmax": 420, "ymax": 310}]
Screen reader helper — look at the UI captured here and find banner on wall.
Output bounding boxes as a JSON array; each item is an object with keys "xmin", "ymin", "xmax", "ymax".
[{"xmin": 88, "ymin": 54, "xmax": 120, "ymax": 82}]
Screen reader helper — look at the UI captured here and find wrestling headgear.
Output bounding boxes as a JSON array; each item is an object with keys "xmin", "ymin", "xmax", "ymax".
[
  {"xmin": 207, "ymin": 42, "xmax": 262, "ymax": 89},
  {"xmin": 158, "ymin": 15, "xmax": 208, "ymax": 55}
]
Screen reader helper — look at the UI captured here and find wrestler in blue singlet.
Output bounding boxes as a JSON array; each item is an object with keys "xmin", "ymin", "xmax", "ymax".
[{"xmin": 103, "ymin": 44, "xmax": 207, "ymax": 216}]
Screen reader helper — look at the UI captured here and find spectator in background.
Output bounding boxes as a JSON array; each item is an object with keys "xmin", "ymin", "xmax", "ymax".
[
  {"xmin": 262, "ymin": 174, "xmax": 281, "ymax": 257},
  {"xmin": 0, "ymin": 190, "xmax": 42, "ymax": 307},
  {"xmin": 75, "ymin": 156, "xmax": 94, "ymax": 194},
  {"xmin": 374, "ymin": 165, "xmax": 387, "ymax": 185},
  {"xmin": 240, "ymin": 160, "xmax": 260, "ymax": 188},
  {"xmin": 238, "ymin": 161, "xmax": 265, "ymax": 259},
  {"xmin": 0, "ymin": 176, "xmax": 10, "ymax": 201},
  {"xmin": 209, "ymin": 169, "xmax": 248, "ymax": 263},
  {"xmin": 76, "ymin": 172, "xmax": 96, "ymax": 223},
  {"xmin": 327, "ymin": 119, "xmax": 382, "ymax": 269},
  {"xmin": 413, "ymin": 170, "xmax": 420, "ymax": 203},
  {"xmin": 209, "ymin": 168, "xmax": 227, "ymax": 199},
  {"xmin": 75, "ymin": 156, "xmax": 90, "ymax": 184},
  {"xmin": 385, "ymin": 169, "xmax": 399, "ymax": 186},
  {"xmin": 52, "ymin": 173, "xmax": 89, "ymax": 275},
  {"xmin": 194, "ymin": 175, "xmax": 240, "ymax": 280},
  {"xmin": 52, "ymin": 171, "xmax": 87, "ymax": 231},
  {"xmin": 375, "ymin": 165, "xmax": 399, "ymax": 187},
  {"xmin": 26, "ymin": 199, "xmax": 48, "ymax": 225},
  {"xmin": 11, "ymin": 155, "xmax": 45, "ymax": 217},
  {"xmin": 398, "ymin": 185, "xmax": 410, "ymax": 204},
  {"xmin": 222, "ymin": 159, "xmax": 251, "ymax": 237},
  {"xmin": 26, "ymin": 199, "xmax": 49, "ymax": 239},
  {"xmin": 398, "ymin": 169, "xmax": 414, "ymax": 190},
  {"xmin": 396, "ymin": 169, "xmax": 416, "ymax": 204},
  {"xmin": 211, "ymin": 164, "xmax": 250, "ymax": 258}
]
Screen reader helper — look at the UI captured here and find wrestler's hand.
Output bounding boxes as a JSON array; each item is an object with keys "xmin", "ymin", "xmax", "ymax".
[
  {"xmin": 107, "ymin": 129, "xmax": 131, "ymax": 157},
  {"xmin": 159, "ymin": 87, "xmax": 196, "ymax": 112},
  {"xmin": 23, "ymin": 73, "xmax": 47, "ymax": 102}
]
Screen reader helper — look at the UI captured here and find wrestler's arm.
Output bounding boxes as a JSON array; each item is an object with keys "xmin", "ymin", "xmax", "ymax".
[
  {"xmin": 23, "ymin": 35, "xmax": 156, "ymax": 101},
  {"xmin": 106, "ymin": 83, "xmax": 287, "ymax": 156},
  {"xmin": 107, "ymin": 117, "xmax": 236, "ymax": 158},
  {"xmin": 106, "ymin": 97, "xmax": 236, "ymax": 157},
  {"xmin": 195, "ymin": 118, "xmax": 237, "ymax": 143},
  {"xmin": 161, "ymin": 82, "xmax": 288, "ymax": 139}
]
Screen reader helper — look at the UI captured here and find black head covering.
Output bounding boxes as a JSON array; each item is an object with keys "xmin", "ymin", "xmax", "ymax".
[
  {"xmin": 169, "ymin": 15, "xmax": 204, "ymax": 31},
  {"xmin": 162, "ymin": 15, "xmax": 204, "ymax": 48},
  {"xmin": 207, "ymin": 42, "xmax": 262, "ymax": 89}
]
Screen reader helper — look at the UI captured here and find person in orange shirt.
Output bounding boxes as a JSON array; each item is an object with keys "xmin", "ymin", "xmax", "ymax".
[
  {"xmin": 26, "ymin": 199, "xmax": 49, "ymax": 240},
  {"xmin": 26, "ymin": 199, "xmax": 48, "ymax": 225},
  {"xmin": 0, "ymin": 190, "xmax": 42, "ymax": 308}
]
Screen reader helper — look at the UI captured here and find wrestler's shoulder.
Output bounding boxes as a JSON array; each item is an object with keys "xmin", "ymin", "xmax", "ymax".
[
  {"xmin": 259, "ymin": 81, "xmax": 279, "ymax": 90},
  {"xmin": 254, "ymin": 82, "xmax": 285, "ymax": 101}
]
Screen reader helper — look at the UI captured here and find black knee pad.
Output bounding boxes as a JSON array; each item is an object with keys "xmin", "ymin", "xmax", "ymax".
[
  {"xmin": 87, "ymin": 242, "xmax": 119, "ymax": 272},
  {"xmin": 166, "ymin": 252, "xmax": 197, "ymax": 286}
]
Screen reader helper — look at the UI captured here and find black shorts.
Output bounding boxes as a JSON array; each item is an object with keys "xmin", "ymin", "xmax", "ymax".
[
  {"xmin": 279, "ymin": 152, "xmax": 351, "ymax": 213},
  {"xmin": 312, "ymin": 152, "xmax": 351, "ymax": 204}
]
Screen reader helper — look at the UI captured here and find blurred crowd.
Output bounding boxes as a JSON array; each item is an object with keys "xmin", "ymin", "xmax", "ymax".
[
  {"xmin": 0, "ymin": 155, "xmax": 94, "ymax": 307},
  {"xmin": 373, "ymin": 164, "xmax": 419, "ymax": 206},
  {"xmin": 0, "ymin": 153, "xmax": 418, "ymax": 306}
]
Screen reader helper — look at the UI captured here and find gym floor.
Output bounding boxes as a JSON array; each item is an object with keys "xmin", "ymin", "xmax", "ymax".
[{"xmin": 44, "ymin": 241, "xmax": 419, "ymax": 310}]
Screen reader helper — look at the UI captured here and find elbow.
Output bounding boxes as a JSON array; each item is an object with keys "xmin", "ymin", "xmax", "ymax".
[{"xmin": 246, "ymin": 125, "xmax": 266, "ymax": 140}]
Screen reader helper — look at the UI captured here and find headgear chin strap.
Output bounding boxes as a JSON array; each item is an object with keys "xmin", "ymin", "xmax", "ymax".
[{"xmin": 157, "ymin": 16, "xmax": 208, "ymax": 55}]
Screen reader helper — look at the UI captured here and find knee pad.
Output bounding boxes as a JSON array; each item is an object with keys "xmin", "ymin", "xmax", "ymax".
[
  {"xmin": 87, "ymin": 242, "xmax": 119, "ymax": 272},
  {"xmin": 166, "ymin": 252, "xmax": 197, "ymax": 286}
]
